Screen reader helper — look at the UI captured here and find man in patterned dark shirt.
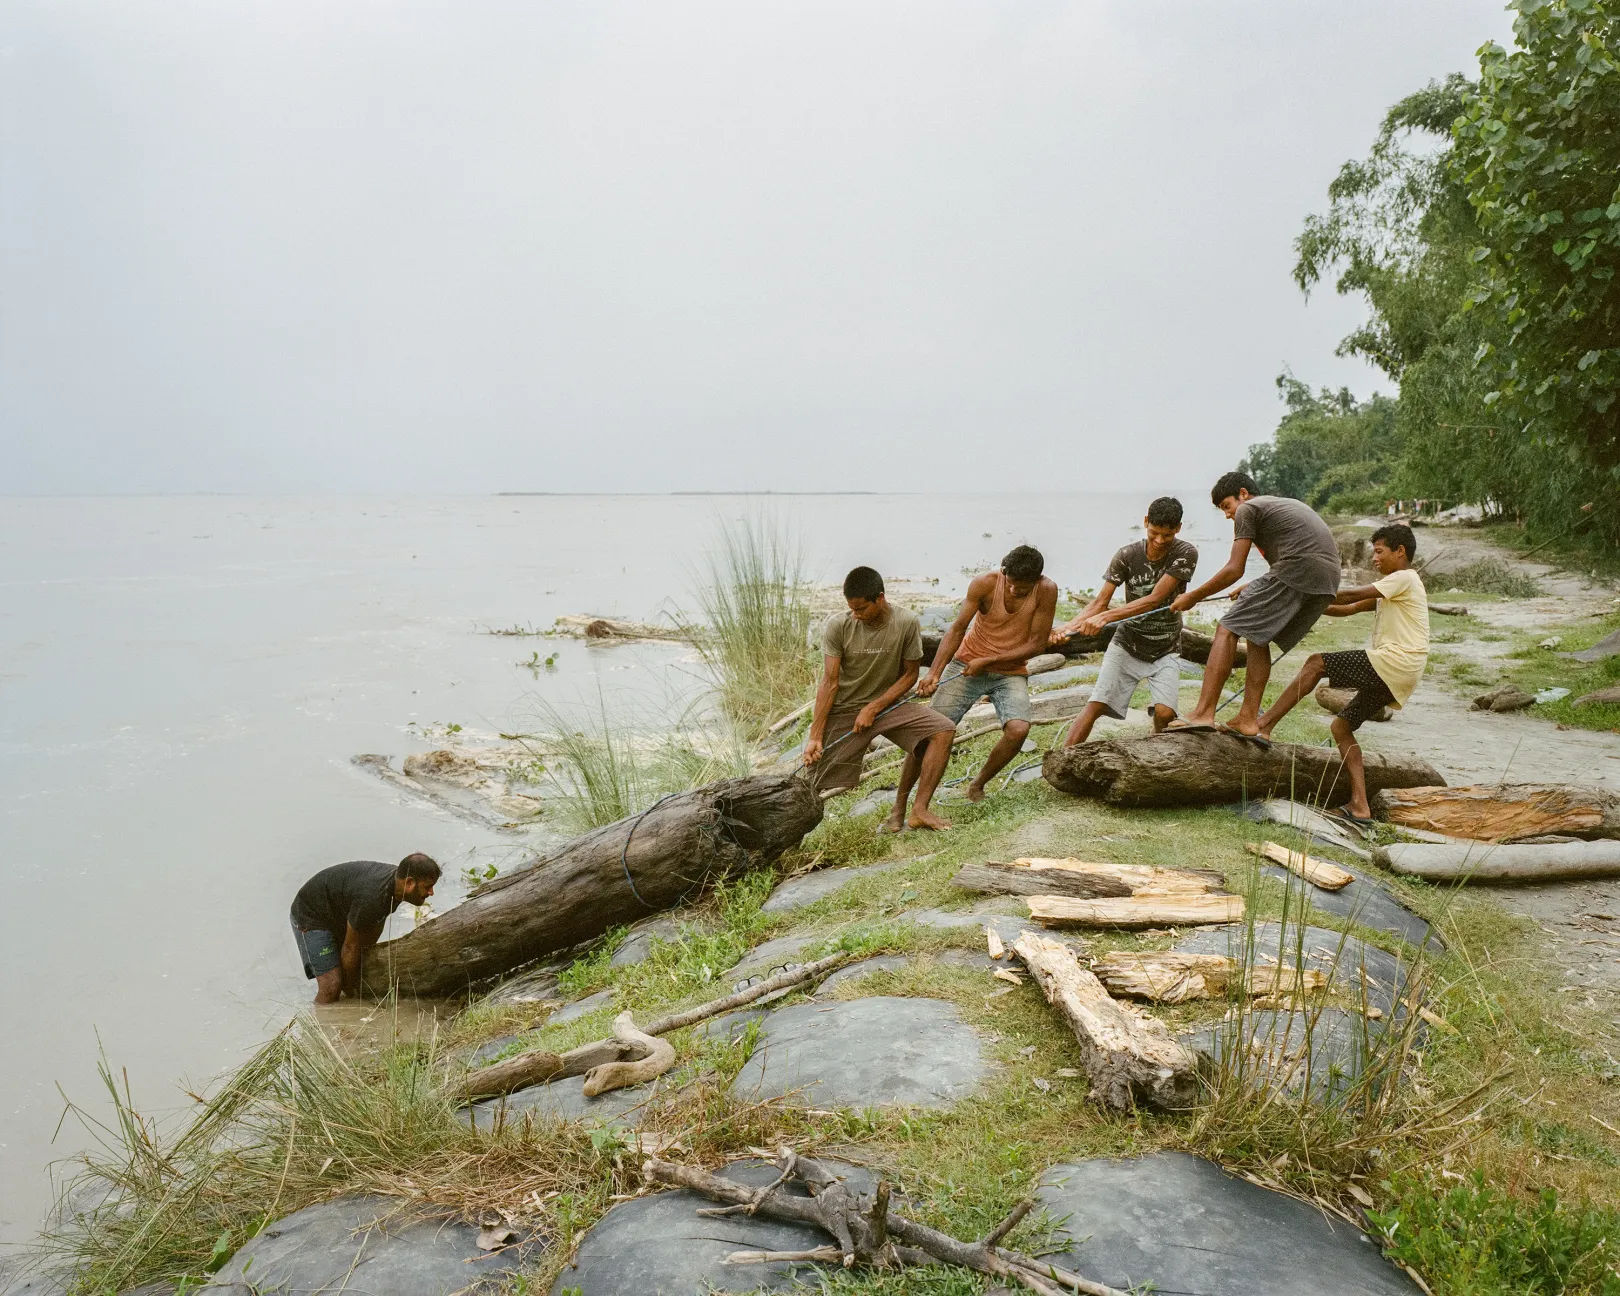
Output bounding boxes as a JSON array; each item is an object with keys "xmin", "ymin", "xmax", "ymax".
[{"xmin": 1052, "ymin": 497, "xmax": 1198, "ymax": 746}]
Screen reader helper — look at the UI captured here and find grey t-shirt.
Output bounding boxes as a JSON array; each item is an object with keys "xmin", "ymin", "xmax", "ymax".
[
  {"xmin": 821, "ymin": 605, "xmax": 924, "ymax": 711},
  {"xmin": 1105, "ymin": 538, "xmax": 1199, "ymax": 661},
  {"xmin": 1232, "ymin": 496, "xmax": 1341, "ymax": 596}
]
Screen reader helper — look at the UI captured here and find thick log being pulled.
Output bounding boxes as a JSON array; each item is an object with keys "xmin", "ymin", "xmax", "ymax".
[
  {"xmin": 365, "ymin": 772, "xmax": 822, "ymax": 997},
  {"xmin": 1026, "ymin": 893, "xmax": 1245, "ymax": 929},
  {"xmin": 1377, "ymin": 840, "xmax": 1620, "ymax": 883},
  {"xmin": 1372, "ymin": 783, "xmax": 1620, "ymax": 842},
  {"xmin": 1041, "ymin": 730, "xmax": 1444, "ymax": 810},
  {"xmin": 1244, "ymin": 841, "xmax": 1354, "ymax": 891},
  {"xmin": 1315, "ymin": 683, "xmax": 1392, "ymax": 723},
  {"xmin": 1175, "ymin": 627, "xmax": 1246, "ymax": 667},
  {"xmin": 952, "ymin": 857, "xmax": 1224, "ymax": 901},
  {"xmin": 1091, "ymin": 951, "xmax": 1327, "ymax": 1004},
  {"xmin": 1012, "ymin": 931, "xmax": 1197, "ymax": 1110}
]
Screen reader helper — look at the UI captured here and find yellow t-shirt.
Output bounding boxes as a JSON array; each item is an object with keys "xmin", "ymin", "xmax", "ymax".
[{"xmin": 1366, "ymin": 567, "xmax": 1429, "ymax": 707}]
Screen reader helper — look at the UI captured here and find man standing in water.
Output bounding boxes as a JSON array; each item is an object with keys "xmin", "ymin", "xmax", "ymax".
[
  {"xmin": 1051, "ymin": 498, "xmax": 1197, "ymax": 745},
  {"xmin": 804, "ymin": 566, "xmax": 957, "ymax": 831},
  {"xmin": 290, "ymin": 854, "xmax": 440, "ymax": 1003},
  {"xmin": 918, "ymin": 545, "xmax": 1057, "ymax": 800},
  {"xmin": 1170, "ymin": 472, "xmax": 1342, "ymax": 740}
]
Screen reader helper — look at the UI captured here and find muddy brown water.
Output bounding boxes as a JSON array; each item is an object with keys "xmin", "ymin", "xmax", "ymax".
[{"xmin": 0, "ymin": 490, "xmax": 1206, "ymax": 1247}]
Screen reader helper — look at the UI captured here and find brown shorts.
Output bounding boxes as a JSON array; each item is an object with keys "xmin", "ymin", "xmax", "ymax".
[{"xmin": 810, "ymin": 701, "xmax": 956, "ymax": 793}]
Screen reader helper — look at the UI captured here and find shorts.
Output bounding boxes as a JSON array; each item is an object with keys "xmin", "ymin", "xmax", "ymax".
[
  {"xmin": 292, "ymin": 923, "xmax": 341, "ymax": 979},
  {"xmin": 1219, "ymin": 571, "xmax": 1335, "ymax": 653},
  {"xmin": 1320, "ymin": 649, "xmax": 1396, "ymax": 731},
  {"xmin": 930, "ymin": 665, "xmax": 1032, "ymax": 727},
  {"xmin": 1091, "ymin": 639, "xmax": 1182, "ymax": 720},
  {"xmin": 810, "ymin": 701, "xmax": 956, "ymax": 793}
]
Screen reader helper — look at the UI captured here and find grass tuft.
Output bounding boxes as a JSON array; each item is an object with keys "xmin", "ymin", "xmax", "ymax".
[{"xmin": 683, "ymin": 515, "xmax": 817, "ymax": 734}]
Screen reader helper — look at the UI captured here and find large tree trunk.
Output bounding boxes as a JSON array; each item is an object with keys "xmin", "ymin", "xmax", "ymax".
[
  {"xmin": 362, "ymin": 771, "xmax": 822, "ymax": 997},
  {"xmin": 1041, "ymin": 730, "xmax": 1444, "ymax": 810},
  {"xmin": 1372, "ymin": 783, "xmax": 1620, "ymax": 842}
]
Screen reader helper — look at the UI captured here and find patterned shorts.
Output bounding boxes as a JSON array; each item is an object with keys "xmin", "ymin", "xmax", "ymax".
[{"xmin": 1321, "ymin": 649, "xmax": 1396, "ymax": 731}]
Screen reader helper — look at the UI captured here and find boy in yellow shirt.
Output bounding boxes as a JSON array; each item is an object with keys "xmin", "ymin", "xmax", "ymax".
[{"xmin": 1254, "ymin": 524, "xmax": 1428, "ymax": 827}]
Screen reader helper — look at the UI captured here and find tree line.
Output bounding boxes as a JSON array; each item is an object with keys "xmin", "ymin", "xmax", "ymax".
[{"xmin": 1241, "ymin": 0, "xmax": 1618, "ymax": 550}]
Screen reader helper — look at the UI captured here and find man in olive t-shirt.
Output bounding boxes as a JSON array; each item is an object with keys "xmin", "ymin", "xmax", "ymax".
[
  {"xmin": 290, "ymin": 854, "xmax": 440, "ymax": 1003},
  {"xmin": 803, "ymin": 566, "xmax": 956, "ymax": 831}
]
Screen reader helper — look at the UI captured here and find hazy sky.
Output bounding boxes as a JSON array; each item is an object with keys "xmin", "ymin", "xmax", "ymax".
[{"xmin": 1, "ymin": 1, "xmax": 1515, "ymax": 495}]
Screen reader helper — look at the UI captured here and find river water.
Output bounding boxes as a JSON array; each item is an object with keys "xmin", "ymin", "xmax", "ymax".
[{"xmin": 0, "ymin": 490, "xmax": 1220, "ymax": 1244}]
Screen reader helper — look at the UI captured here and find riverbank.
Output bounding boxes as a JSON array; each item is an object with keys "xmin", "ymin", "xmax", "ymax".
[{"xmin": 14, "ymin": 522, "xmax": 1620, "ymax": 1296}]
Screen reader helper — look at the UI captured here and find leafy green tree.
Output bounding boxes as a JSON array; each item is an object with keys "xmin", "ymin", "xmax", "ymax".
[
  {"xmin": 1454, "ymin": 0, "xmax": 1620, "ymax": 544},
  {"xmin": 1240, "ymin": 375, "xmax": 1401, "ymax": 511}
]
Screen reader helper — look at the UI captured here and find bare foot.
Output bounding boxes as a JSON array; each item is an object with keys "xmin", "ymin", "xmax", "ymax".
[
  {"xmin": 965, "ymin": 782, "xmax": 986, "ymax": 803},
  {"xmin": 880, "ymin": 810, "xmax": 907, "ymax": 834},
  {"xmin": 907, "ymin": 807, "xmax": 951, "ymax": 831}
]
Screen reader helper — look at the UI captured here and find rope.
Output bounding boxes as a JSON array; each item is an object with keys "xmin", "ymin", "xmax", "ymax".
[{"xmin": 619, "ymin": 790, "xmax": 684, "ymax": 909}]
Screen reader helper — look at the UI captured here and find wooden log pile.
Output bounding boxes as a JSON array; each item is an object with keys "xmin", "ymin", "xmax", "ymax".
[
  {"xmin": 1373, "ymin": 783, "xmax": 1620, "ymax": 843},
  {"xmin": 1042, "ymin": 730, "xmax": 1445, "ymax": 810},
  {"xmin": 363, "ymin": 771, "xmax": 823, "ymax": 998},
  {"xmin": 954, "ymin": 857, "xmax": 1245, "ymax": 928},
  {"xmin": 1091, "ymin": 950, "xmax": 1327, "ymax": 1005}
]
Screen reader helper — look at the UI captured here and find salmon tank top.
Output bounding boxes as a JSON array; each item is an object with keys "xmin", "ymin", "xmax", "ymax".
[{"xmin": 955, "ymin": 571, "xmax": 1040, "ymax": 675}]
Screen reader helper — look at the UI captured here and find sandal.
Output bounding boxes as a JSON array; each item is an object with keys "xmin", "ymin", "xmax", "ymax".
[
  {"xmin": 1220, "ymin": 726, "xmax": 1272, "ymax": 749},
  {"xmin": 1328, "ymin": 805, "xmax": 1377, "ymax": 832}
]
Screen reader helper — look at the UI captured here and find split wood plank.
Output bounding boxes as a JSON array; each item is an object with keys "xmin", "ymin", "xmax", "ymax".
[
  {"xmin": 1372, "ymin": 783, "xmax": 1620, "ymax": 843},
  {"xmin": 953, "ymin": 857, "xmax": 1224, "ymax": 901},
  {"xmin": 1244, "ymin": 840, "xmax": 1355, "ymax": 891},
  {"xmin": 1026, "ymin": 892, "xmax": 1245, "ymax": 930},
  {"xmin": 1091, "ymin": 950, "xmax": 1328, "ymax": 1005},
  {"xmin": 1011, "ymin": 930, "xmax": 1197, "ymax": 1110}
]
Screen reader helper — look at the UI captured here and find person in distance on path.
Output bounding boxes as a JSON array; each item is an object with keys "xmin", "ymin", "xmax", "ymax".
[
  {"xmin": 290, "ymin": 854, "xmax": 440, "ymax": 1003},
  {"xmin": 1251, "ymin": 524, "xmax": 1429, "ymax": 826},
  {"xmin": 803, "ymin": 566, "xmax": 957, "ymax": 831},
  {"xmin": 1051, "ymin": 497, "xmax": 1198, "ymax": 746},
  {"xmin": 1168, "ymin": 471, "xmax": 1342, "ymax": 742},
  {"xmin": 918, "ymin": 545, "xmax": 1058, "ymax": 801}
]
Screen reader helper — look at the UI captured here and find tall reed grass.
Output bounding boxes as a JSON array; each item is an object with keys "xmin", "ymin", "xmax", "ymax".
[
  {"xmin": 530, "ymin": 691, "xmax": 753, "ymax": 832},
  {"xmin": 684, "ymin": 515, "xmax": 816, "ymax": 734}
]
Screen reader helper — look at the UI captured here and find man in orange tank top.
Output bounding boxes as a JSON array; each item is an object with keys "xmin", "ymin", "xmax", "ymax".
[{"xmin": 918, "ymin": 546, "xmax": 1058, "ymax": 802}]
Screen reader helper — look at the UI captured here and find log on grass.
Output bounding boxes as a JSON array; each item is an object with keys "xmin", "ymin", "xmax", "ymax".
[
  {"xmin": 1377, "ymin": 839, "xmax": 1620, "ymax": 883},
  {"xmin": 1175, "ymin": 627, "xmax": 1246, "ymax": 667},
  {"xmin": 453, "ymin": 951, "xmax": 851, "ymax": 1102},
  {"xmin": 1244, "ymin": 840, "xmax": 1355, "ymax": 891},
  {"xmin": 953, "ymin": 858, "xmax": 1226, "ymax": 901},
  {"xmin": 1026, "ymin": 892, "xmax": 1246, "ymax": 929},
  {"xmin": 364, "ymin": 771, "xmax": 822, "ymax": 997},
  {"xmin": 1091, "ymin": 950, "xmax": 1327, "ymax": 1004},
  {"xmin": 1041, "ymin": 730, "xmax": 1444, "ymax": 810},
  {"xmin": 1372, "ymin": 783, "xmax": 1620, "ymax": 843},
  {"xmin": 1315, "ymin": 683, "xmax": 1392, "ymax": 723},
  {"xmin": 1012, "ymin": 931, "xmax": 1198, "ymax": 1110}
]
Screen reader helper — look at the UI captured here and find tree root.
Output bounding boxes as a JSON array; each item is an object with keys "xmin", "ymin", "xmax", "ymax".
[{"xmin": 643, "ymin": 1147, "xmax": 1129, "ymax": 1296}]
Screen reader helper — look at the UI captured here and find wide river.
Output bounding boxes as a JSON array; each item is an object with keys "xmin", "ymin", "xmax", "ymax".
[{"xmin": 0, "ymin": 490, "xmax": 1222, "ymax": 1245}]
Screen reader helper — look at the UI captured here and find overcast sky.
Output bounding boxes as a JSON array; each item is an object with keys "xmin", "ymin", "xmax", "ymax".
[{"xmin": 0, "ymin": 1, "xmax": 1514, "ymax": 495}]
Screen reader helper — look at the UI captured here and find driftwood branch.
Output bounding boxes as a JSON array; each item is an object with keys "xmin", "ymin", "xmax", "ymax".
[
  {"xmin": 1026, "ymin": 893, "xmax": 1246, "ymax": 929},
  {"xmin": 452, "ymin": 951, "xmax": 849, "ymax": 1102},
  {"xmin": 1244, "ymin": 840, "xmax": 1354, "ymax": 891},
  {"xmin": 581, "ymin": 1012, "xmax": 677, "ymax": 1097},
  {"xmin": 644, "ymin": 1151, "xmax": 1129, "ymax": 1296}
]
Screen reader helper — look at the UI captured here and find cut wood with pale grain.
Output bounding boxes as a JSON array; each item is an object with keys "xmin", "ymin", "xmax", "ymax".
[
  {"xmin": 1244, "ymin": 840, "xmax": 1355, "ymax": 891},
  {"xmin": 1042, "ymin": 731, "xmax": 1443, "ymax": 809},
  {"xmin": 1372, "ymin": 783, "xmax": 1620, "ymax": 843},
  {"xmin": 364, "ymin": 771, "xmax": 822, "ymax": 997},
  {"xmin": 1025, "ymin": 893, "xmax": 1245, "ymax": 929},
  {"xmin": 1091, "ymin": 950, "xmax": 1328, "ymax": 1004},
  {"xmin": 1011, "ymin": 931, "xmax": 1198, "ymax": 1110},
  {"xmin": 1377, "ymin": 839, "xmax": 1620, "ymax": 883},
  {"xmin": 953, "ymin": 857, "xmax": 1224, "ymax": 901}
]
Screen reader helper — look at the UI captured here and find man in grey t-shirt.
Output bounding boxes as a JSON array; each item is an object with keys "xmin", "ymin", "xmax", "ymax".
[
  {"xmin": 803, "ymin": 566, "xmax": 956, "ymax": 831},
  {"xmin": 1052, "ymin": 497, "xmax": 1197, "ymax": 745},
  {"xmin": 1170, "ymin": 472, "xmax": 1341, "ymax": 740}
]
